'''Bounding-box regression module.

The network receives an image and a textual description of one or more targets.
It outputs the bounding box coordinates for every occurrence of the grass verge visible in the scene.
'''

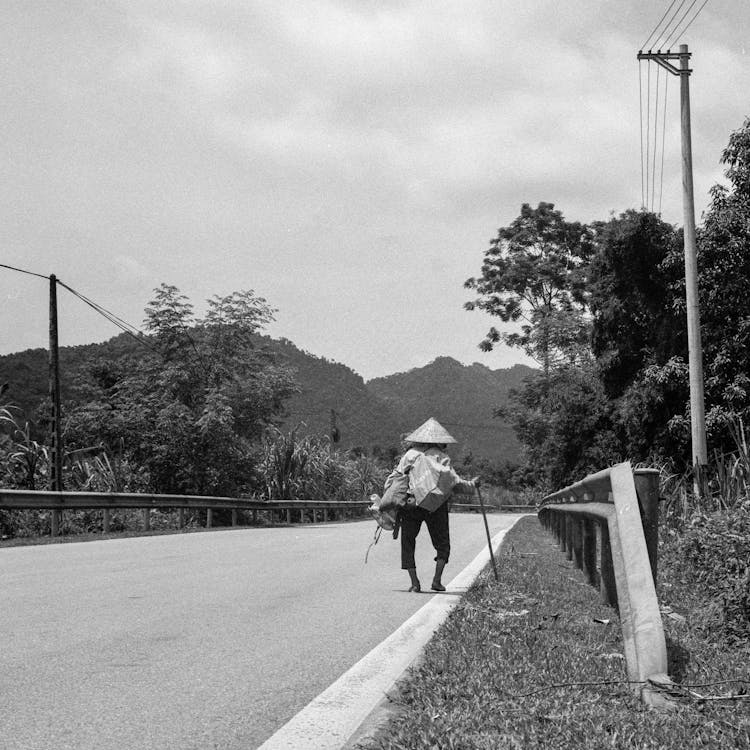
[356,515,750,749]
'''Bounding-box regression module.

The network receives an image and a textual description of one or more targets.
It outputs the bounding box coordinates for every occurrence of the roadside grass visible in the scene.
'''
[357,516,750,750]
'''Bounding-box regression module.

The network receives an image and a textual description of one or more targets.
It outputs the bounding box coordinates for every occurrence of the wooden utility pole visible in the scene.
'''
[49,274,63,535]
[637,43,707,485]
[330,409,340,447]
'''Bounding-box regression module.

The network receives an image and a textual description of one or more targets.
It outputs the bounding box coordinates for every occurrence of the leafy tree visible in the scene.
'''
[589,210,686,399]
[465,202,593,375]
[64,285,297,496]
[500,359,619,490]
[695,118,750,448]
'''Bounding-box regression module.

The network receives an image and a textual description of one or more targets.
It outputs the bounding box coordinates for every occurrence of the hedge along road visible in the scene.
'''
[1,512,524,750]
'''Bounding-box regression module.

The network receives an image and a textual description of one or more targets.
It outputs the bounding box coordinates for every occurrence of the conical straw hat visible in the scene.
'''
[404,417,457,445]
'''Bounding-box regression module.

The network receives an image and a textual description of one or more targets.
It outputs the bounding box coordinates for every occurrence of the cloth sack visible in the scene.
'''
[368,496,398,532]
[408,452,457,512]
[378,469,412,511]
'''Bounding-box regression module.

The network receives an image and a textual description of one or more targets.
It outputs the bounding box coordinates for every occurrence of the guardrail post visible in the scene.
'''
[323,507,329,523]
[633,469,660,584]
[231,509,238,527]
[103,508,110,534]
[143,508,150,531]
[599,521,617,607]
[207,509,213,529]
[582,519,597,586]
[178,508,185,529]
[572,518,583,569]
[565,516,573,561]
[286,509,291,524]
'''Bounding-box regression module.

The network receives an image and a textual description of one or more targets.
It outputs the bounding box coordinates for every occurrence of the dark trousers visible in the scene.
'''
[400,502,450,569]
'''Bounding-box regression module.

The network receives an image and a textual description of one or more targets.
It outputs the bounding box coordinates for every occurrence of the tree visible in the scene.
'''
[696,118,750,449]
[589,210,686,399]
[464,202,593,375]
[63,285,297,496]
[500,358,619,490]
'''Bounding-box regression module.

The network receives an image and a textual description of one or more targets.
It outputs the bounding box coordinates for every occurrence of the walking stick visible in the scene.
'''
[476,484,498,581]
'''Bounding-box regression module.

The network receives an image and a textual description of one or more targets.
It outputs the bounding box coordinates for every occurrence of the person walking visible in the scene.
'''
[384,418,478,593]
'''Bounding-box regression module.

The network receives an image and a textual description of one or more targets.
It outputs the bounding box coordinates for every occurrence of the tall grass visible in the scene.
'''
[655,418,750,641]
[259,426,388,504]
[657,418,750,526]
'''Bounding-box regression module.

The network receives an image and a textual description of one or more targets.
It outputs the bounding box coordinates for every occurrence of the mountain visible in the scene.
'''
[268,338,402,453]
[0,338,533,463]
[367,357,533,462]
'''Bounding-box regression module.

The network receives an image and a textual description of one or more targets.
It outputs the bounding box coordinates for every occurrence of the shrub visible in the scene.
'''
[671,503,750,641]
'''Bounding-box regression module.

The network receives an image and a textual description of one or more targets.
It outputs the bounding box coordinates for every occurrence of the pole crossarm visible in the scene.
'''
[637,51,690,76]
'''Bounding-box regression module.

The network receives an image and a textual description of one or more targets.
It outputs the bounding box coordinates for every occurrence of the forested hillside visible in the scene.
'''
[368,357,531,461]
[0,335,528,463]
[268,338,403,455]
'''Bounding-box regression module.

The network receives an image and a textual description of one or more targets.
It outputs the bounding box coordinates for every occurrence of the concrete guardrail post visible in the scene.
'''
[582,518,597,586]
[633,469,660,584]
[599,520,617,608]
[572,518,583,569]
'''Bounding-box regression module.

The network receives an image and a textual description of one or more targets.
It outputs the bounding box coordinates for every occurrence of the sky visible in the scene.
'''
[2,0,749,380]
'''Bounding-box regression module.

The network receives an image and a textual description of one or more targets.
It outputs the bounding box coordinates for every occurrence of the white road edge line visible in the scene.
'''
[257,518,522,750]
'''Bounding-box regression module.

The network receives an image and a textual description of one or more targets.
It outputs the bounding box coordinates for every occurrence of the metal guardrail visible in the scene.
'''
[451,503,536,513]
[537,462,674,709]
[0,489,371,534]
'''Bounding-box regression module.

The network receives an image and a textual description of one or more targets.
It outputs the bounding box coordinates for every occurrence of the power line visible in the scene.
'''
[639,60,646,208]
[55,278,163,357]
[651,63,661,211]
[0,262,49,280]
[57,279,213,379]
[661,0,700,48]
[641,0,680,50]
[664,0,710,48]
[658,73,670,215]
[645,60,652,208]
[653,0,690,49]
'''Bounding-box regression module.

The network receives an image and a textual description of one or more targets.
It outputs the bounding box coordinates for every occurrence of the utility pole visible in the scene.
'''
[637,43,708,488]
[330,409,340,447]
[49,274,63,535]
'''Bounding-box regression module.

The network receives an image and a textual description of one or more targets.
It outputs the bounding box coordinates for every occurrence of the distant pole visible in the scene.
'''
[330,409,340,448]
[637,43,707,490]
[49,274,64,535]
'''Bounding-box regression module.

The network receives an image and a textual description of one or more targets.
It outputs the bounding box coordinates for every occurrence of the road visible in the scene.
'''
[1,513,523,749]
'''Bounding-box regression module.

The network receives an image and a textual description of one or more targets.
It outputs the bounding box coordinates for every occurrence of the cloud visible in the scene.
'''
[2,0,750,376]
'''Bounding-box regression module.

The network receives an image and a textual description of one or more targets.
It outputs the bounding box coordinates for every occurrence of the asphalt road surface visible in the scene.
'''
[1,512,523,750]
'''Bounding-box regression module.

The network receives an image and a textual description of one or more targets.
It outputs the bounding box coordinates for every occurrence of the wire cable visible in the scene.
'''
[55,278,163,357]
[653,0,690,50]
[641,0,680,50]
[658,72,670,215]
[645,60,652,209]
[651,63,661,212]
[639,60,646,208]
[665,0,710,48]
[0,262,49,280]
[662,0,700,48]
